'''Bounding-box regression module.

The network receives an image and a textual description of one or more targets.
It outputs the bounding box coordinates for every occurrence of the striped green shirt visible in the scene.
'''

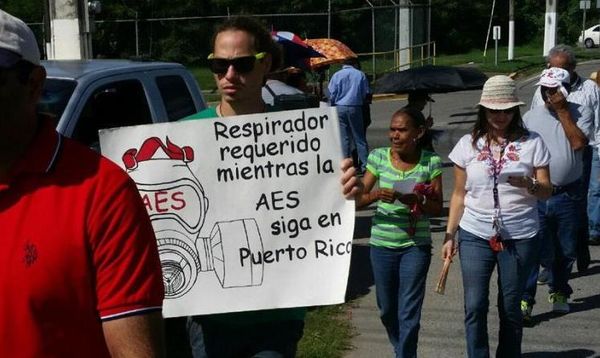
[367,147,442,248]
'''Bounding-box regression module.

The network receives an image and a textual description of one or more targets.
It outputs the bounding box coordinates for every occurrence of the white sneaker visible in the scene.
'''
[549,292,569,313]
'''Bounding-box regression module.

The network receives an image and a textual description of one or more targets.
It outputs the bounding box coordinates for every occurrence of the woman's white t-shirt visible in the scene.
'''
[448,133,550,240]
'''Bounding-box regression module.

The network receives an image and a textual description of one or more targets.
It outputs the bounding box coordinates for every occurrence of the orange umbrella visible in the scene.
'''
[304,38,357,69]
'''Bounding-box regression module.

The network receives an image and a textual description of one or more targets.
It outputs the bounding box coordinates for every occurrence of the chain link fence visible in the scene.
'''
[29,3,433,81]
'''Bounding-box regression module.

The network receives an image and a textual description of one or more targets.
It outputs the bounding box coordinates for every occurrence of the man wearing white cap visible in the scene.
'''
[521,67,594,320]
[531,45,600,262]
[0,9,165,357]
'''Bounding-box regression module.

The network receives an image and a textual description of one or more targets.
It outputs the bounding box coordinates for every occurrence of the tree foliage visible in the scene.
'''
[4,0,598,63]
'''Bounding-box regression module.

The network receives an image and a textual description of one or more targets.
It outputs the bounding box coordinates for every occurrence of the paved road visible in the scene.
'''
[345,62,600,358]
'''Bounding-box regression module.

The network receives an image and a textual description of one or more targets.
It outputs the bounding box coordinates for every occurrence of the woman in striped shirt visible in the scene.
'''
[357,107,443,357]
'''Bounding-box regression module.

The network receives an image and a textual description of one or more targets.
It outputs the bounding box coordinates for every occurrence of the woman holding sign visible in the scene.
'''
[356,107,443,357]
[443,75,553,357]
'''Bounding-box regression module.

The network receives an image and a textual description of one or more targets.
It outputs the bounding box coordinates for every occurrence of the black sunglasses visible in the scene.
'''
[487,108,515,114]
[207,52,266,74]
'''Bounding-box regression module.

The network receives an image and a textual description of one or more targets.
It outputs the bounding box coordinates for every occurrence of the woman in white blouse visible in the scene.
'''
[442,75,553,358]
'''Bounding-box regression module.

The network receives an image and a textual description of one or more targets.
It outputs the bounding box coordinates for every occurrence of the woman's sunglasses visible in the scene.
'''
[207,52,266,74]
[487,108,514,114]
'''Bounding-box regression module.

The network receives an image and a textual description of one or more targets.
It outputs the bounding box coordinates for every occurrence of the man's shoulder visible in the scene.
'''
[181,107,218,121]
[59,137,133,189]
[575,77,598,92]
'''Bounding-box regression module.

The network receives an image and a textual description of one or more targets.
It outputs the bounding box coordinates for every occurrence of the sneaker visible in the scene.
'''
[537,267,549,285]
[589,236,600,246]
[521,300,533,325]
[548,292,569,313]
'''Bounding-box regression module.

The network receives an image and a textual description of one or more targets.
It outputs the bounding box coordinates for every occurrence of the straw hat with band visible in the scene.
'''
[478,75,524,110]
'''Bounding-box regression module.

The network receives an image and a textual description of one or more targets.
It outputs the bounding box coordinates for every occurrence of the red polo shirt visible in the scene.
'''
[0,118,164,357]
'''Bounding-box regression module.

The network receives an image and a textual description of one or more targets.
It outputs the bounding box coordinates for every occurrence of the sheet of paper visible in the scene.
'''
[393,178,416,194]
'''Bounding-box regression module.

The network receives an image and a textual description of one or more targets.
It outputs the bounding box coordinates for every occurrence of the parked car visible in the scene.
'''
[579,24,600,48]
[39,59,206,149]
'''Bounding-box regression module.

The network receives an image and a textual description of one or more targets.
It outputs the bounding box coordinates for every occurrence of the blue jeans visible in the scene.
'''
[370,244,431,358]
[458,228,536,358]
[337,105,369,171]
[186,317,304,358]
[522,232,553,305]
[588,147,600,238]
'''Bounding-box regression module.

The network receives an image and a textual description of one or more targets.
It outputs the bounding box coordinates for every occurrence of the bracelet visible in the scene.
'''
[527,177,539,195]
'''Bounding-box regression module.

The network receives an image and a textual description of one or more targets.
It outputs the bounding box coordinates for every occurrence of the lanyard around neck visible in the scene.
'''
[487,140,508,233]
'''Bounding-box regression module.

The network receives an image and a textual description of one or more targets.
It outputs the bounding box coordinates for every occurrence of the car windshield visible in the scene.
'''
[38,78,77,120]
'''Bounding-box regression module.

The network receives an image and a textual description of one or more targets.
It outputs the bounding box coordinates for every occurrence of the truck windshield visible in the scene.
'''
[38,79,77,120]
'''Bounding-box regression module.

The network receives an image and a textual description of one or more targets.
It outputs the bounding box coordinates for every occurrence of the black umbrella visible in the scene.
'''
[374,65,488,94]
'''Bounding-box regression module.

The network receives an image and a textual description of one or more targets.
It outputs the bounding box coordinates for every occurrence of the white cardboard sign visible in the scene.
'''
[99,107,355,317]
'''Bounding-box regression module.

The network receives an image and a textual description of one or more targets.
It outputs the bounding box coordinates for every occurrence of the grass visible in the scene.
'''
[428,43,600,78]
[297,303,355,358]
[191,43,600,99]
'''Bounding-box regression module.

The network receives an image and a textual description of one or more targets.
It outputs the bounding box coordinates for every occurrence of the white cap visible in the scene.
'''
[535,67,570,88]
[0,9,40,67]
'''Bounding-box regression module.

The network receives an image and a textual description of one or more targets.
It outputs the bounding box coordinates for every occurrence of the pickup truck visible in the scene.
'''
[39,59,207,148]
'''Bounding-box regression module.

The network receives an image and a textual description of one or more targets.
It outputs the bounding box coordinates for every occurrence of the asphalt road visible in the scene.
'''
[345,61,600,358]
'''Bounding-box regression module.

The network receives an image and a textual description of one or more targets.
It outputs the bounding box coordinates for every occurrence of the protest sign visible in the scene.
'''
[99,107,355,317]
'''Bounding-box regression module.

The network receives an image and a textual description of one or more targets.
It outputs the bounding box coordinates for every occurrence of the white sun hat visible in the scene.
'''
[478,75,525,110]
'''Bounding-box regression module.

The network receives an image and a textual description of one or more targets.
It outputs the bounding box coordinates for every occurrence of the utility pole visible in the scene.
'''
[398,0,411,70]
[327,0,331,39]
[366,0,376,79]
[543,0,557,56]
[46,0,96,59]
[508,0,514,60]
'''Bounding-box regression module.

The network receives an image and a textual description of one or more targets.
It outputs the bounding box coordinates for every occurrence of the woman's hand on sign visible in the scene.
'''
[341,158,363,199]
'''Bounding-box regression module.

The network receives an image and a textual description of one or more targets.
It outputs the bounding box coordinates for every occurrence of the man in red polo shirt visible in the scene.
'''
[0,10,165,357]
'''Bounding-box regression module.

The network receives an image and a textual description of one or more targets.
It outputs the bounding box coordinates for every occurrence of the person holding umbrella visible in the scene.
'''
[403,91,437,152]
[443,75,553,357]
[356,107,443,358]
[403,91,435,129]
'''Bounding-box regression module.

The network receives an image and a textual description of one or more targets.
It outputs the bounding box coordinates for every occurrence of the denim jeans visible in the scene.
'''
[186,317,304,358]
[370,244,431,358]
[540,187,580,296]
[522,232,553,305]
[458,228,536,358]
[588,147,600,238]
[336,105,369,171]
